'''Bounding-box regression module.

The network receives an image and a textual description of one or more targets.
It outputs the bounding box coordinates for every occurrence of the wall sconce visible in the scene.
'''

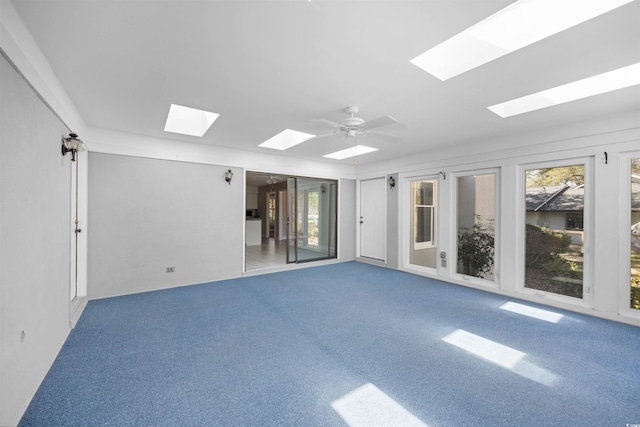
[388,175,396,189]
[61,132,82,161]
[224,169,234,185]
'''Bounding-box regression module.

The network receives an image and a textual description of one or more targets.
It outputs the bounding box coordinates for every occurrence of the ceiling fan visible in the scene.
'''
[309,106,405,143]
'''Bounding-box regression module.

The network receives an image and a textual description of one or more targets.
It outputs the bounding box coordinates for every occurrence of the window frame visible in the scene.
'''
[400,173,441,274]
[620,150,640,318]
[452,167,500,286]
[565,212,584,230]
[413,180,437,250]
[517,157,594,307]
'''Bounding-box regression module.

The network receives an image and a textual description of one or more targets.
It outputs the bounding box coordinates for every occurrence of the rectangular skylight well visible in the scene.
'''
[164,104,219,137]
[258,129,316,150]
[488,62,640,118]
[323,145,378,160]
[410,0,635,81]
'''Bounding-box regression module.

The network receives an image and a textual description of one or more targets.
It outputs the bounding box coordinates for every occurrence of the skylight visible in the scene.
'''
[258,129,316,150]
[164,104,219,137]
[488,62,640,117]
[323,145,378,160]
[410,0,635,81]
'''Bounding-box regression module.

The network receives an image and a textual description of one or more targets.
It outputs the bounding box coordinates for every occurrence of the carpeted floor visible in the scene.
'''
[20,262,640,426]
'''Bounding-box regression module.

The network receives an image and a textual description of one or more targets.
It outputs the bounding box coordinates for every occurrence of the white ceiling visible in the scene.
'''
[11,0,640,167]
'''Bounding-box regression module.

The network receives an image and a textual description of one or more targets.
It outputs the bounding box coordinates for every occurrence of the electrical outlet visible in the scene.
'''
[166,267,175,273]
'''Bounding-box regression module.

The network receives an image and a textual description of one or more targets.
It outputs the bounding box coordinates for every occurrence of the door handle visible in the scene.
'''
[360,216,363,224]
[75,228,81,233]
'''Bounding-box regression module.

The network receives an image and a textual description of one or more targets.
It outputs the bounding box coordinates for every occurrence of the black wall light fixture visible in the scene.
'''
[224,169,234,185]
[61,132,82,161]
[388,175,396,189]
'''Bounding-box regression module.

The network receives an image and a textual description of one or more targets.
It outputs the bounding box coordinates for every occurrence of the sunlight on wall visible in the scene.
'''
[331,383,428,427]
[442,329,558,386]
[499,302,564,323]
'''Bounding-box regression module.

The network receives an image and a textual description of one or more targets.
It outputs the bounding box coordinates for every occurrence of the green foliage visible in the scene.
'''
[525,224,583,298]
[525,224,572,268]
[631,275,640,310]
[526,165,585,187]
[457,218,495,278]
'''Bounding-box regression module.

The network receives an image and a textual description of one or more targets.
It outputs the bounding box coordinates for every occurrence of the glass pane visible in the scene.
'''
[631,158,640,309]
[267,193,276,238]
[296,178,337,262]
[457,174,496,280]
[286,177,297,264]
[410,180,437,268]
[416,207,432,244]
[416,181,433,205]
[525,165,584,298]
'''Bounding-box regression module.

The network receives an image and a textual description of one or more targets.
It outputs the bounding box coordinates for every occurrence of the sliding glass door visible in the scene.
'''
[287,177,337,263]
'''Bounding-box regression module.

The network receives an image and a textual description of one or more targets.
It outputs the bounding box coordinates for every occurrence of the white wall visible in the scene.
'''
[339,178,357,261]
[0,53,73,426]
[88,153,245,299]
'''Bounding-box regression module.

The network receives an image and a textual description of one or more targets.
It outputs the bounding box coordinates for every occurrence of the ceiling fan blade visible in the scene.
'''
[362,115,406,130]
[310,118,342,128]
[305,132,337,142]
[366,131,402,144]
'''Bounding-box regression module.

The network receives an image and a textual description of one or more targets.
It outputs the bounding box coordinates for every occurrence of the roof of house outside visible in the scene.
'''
[525,184,565,211]
[526,182,640,212]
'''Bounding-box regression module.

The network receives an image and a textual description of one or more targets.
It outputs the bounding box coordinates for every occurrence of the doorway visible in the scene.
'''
[359,177,386,261]
[245,171,338,270]
[286,177,337,264]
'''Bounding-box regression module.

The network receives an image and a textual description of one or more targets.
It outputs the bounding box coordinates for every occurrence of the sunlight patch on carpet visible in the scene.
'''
[331,383,428,427]
[443,329,558,386]
[500,302,564,323]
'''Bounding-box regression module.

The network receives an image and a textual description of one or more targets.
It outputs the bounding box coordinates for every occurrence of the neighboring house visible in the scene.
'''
[526,184,585,244]
[527,181,640,248]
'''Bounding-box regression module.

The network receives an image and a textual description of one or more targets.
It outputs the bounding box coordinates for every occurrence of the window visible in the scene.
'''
[267,192,276,238]
[413,181,436,249]
[456,173,497,281]
[565,213,583,230]
[524,164,585,298]
[409,179,438,269]
[630,158,640,310]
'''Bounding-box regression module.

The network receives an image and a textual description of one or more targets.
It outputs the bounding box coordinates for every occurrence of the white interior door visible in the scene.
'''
[360,178,386,260]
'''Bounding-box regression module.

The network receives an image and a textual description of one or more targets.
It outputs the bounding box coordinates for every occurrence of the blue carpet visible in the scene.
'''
[20,262,640,426]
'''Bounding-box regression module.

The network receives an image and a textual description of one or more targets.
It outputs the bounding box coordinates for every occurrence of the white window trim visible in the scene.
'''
[412,179,438,250]
[451,167,501,288]
[619,150,640,319]
[400,173,441,275]
[516,157,594,308]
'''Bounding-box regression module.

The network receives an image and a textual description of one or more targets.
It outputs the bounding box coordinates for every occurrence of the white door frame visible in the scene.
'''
[69,148,88,327]
[358,177,387,261]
